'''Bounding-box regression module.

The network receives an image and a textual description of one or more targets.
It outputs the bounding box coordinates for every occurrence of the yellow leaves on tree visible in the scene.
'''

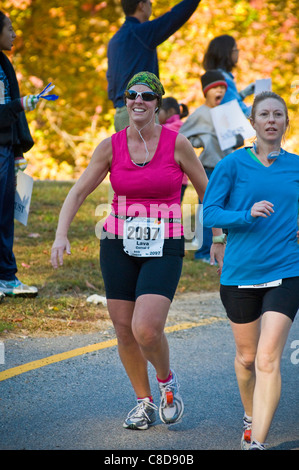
[3,0,298,179]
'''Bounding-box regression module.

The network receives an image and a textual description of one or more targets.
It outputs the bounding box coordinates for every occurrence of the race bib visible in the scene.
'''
[123,217,165,257]
[238,279,282,288]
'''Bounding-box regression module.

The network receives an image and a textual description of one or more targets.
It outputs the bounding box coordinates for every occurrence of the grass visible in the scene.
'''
[0,180,220,337]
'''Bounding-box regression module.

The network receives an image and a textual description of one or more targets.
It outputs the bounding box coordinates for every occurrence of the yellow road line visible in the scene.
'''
[0,318,222,382]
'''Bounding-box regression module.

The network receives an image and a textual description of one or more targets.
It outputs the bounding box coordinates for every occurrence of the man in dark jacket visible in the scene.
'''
[0,11,39,298]
[107,0,201,131]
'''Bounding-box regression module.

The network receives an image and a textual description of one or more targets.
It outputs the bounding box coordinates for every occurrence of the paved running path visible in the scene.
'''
[0,311,298,451]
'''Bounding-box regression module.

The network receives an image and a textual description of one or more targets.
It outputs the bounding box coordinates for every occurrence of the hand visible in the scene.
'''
[210,243,225,275]
[251,200,274,218]
[189,136,203,148]
[21,94,39,111]
[51,236,71,268]
[14,156,28,174]
[239,83,255,99]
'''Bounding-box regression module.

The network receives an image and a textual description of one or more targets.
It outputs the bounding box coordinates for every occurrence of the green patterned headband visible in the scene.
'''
[126,71,165,99]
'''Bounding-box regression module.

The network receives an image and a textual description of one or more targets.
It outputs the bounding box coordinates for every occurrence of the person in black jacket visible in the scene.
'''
[107,0,201,131]
[0,11,40,298]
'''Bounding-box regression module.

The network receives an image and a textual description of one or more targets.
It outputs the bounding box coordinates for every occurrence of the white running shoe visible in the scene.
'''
[0,279,38,297]
[158,369,184,425]
[249,440,266,450]
[123,398,157,430]
[241,415,252,450]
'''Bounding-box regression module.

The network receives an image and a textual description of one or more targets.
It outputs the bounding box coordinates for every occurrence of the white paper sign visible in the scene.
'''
[210,99,255,151]
[255,78,272,96]
[14,171,34,226]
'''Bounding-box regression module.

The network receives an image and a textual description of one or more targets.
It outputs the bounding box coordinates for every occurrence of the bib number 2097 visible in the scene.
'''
[127,225,160,241]
[123,217,165,257]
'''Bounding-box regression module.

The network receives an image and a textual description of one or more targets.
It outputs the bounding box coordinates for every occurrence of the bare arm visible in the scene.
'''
[51,138,112,268]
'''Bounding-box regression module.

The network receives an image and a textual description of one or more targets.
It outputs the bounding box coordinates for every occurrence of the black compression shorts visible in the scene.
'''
[100,233,184,302]
[220,277,299,324]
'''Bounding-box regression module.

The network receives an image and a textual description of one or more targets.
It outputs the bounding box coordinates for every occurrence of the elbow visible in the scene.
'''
[202,208,216,228]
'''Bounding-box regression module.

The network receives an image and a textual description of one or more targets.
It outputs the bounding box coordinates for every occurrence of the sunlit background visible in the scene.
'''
[3,0,298,179]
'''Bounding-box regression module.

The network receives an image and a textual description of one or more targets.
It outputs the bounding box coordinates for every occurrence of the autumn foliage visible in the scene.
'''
[3,0,298,179]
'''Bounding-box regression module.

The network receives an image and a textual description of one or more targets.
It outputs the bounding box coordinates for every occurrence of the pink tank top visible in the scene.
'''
[104,126,184,237]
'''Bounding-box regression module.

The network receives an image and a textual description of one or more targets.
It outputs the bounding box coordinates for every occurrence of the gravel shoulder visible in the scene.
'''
[167,291,226,325]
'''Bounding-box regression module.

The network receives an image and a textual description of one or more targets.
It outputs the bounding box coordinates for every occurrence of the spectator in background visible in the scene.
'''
[203,35,255,118]
[180,70,243,262]
[0,11,39,298]
[107,0,202,131]
[158,97,189,201]
[158,97,189,132]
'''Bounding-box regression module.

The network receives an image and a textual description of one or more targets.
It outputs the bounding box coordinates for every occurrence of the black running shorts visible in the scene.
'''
[220,277,299,324]
[100,232,184,302]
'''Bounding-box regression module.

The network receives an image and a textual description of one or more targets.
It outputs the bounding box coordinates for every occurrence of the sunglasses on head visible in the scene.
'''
[124,90,159,102]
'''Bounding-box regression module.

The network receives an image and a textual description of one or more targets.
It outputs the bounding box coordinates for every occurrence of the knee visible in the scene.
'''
[256,351,278,375]
[113,320,135,347]
[236,351,256,371]
[133,324,162,349]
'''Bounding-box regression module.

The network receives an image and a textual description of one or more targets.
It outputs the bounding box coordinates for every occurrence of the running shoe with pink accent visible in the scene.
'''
[241,415,252,450]
[158,369,184,425]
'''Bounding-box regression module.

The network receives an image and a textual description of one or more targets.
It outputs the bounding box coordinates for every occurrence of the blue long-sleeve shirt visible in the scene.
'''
[107,0,201,108]
[203,147,299,285]
[218,69,251,118]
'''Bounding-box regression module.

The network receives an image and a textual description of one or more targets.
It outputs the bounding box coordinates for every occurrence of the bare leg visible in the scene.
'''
[132,294,171,381]
[107,299,151,398]
[252,311,292,443]
[229,318,260,417]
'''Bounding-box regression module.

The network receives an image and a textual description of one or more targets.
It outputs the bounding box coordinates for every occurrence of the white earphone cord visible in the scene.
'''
[132,111,156,166]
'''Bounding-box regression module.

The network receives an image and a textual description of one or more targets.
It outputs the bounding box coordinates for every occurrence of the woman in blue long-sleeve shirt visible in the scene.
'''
[203,91,299,450]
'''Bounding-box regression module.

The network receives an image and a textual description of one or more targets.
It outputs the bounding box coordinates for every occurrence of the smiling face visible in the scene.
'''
[250,97,288,145]
[205,85,227,108]
[0,16,16,52]
[126,84,158,124]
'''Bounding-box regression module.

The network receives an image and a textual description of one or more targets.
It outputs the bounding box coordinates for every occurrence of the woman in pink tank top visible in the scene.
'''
[51,72,225,430]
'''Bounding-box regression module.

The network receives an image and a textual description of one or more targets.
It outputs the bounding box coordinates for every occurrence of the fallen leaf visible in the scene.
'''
[21,262,31,268]
[85,280,97,290]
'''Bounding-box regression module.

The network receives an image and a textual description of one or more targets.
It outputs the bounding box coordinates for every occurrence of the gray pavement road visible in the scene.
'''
[0,315,298,452]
